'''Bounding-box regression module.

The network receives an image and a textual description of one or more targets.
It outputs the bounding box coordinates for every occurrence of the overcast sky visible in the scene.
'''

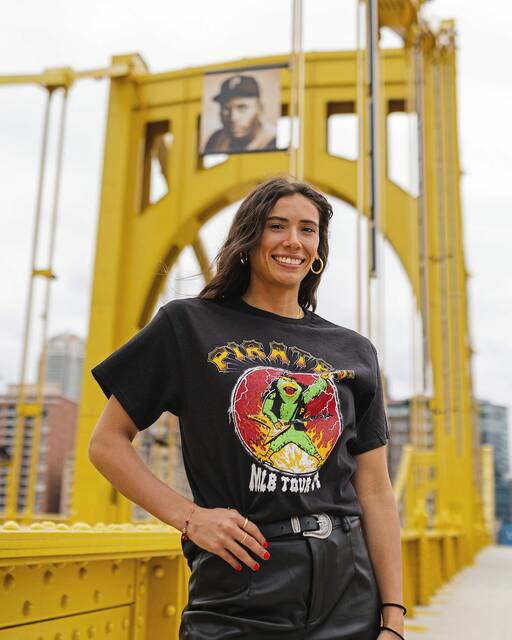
[1,1,511,470]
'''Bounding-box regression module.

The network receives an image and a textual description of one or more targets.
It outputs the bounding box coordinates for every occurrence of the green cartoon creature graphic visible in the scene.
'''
[249,372,333,466]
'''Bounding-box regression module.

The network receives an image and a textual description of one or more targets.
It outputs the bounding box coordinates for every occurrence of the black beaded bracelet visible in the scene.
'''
[380,602,407,616]
[380,626,405,640]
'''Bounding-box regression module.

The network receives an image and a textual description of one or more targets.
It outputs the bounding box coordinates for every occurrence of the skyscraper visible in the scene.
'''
[478,400,511,526]
[42,334,85,403]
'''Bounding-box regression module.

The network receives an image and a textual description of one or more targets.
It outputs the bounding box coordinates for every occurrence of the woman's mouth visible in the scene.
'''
[271,255,306,269]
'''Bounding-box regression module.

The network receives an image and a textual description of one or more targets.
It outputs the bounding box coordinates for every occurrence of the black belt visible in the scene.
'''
[259,513,360,540]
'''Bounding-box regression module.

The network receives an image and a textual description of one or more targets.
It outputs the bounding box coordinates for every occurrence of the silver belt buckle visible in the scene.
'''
[302,512,333,539]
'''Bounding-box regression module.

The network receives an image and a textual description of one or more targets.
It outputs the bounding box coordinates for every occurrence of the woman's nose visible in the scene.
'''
[284,230,301,247]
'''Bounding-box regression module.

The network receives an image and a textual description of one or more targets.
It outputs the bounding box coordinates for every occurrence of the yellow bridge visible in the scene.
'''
[0,1,497,638]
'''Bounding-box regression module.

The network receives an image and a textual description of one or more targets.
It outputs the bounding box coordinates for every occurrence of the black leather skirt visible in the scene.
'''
[179,515,381,640]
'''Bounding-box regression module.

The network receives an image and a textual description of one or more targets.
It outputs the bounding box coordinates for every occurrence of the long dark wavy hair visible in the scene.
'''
[197,175,333,313]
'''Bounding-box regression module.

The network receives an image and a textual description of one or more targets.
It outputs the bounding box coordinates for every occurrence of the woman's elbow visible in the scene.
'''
[88,434,101,468]
[88,429,112,469]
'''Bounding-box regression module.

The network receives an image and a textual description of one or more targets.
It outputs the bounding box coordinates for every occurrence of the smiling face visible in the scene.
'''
[247,193,321,291]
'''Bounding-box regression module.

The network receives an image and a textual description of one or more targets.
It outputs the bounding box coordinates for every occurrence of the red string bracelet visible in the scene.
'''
[181,505,196,541]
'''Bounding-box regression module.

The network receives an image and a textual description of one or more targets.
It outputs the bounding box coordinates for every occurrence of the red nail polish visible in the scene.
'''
[235,565,242,572]
[253,562,260,571]
[262,540,268,548]
[263,551,270,560]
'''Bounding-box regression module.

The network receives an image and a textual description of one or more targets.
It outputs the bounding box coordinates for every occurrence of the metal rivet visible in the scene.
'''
[140,564,147,576]
[3,573,14,590]
[163,604,175,618]
[139,583,146,595]
[61,594,69,608]
[72,631,81,640]
[137,615,144,628]
[153,565,165,578]
[43,570,54,584]
[22,600,32,616]
[79,567,87,580]
[112,563,120,575]
[127,585,134,598]
[121,617,129,630]
[87,625,96,638]
[93,589,101,603]
[105,621,113,633]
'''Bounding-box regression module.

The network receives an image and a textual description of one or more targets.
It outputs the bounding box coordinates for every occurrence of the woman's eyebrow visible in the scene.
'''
[267,215,319,228]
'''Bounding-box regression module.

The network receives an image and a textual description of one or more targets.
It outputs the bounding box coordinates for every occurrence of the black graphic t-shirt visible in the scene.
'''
[91,296,390,525]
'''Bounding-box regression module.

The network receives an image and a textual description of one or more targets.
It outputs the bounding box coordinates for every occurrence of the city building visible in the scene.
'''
[132,412,192,521]
[0,383,77,515]
[478,400,511,527]
[386,398,409,483]
[386,395,432,483]
[42,333,85,403]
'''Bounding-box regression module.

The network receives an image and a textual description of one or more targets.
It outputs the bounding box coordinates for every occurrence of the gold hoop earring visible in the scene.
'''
[240,251,248,265]
[310,257,324,274]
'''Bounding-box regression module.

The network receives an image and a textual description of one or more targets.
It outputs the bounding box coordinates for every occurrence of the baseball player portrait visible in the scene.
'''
[200,71,279,155]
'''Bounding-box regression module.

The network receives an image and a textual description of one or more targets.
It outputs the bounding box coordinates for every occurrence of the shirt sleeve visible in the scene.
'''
[90,306,183,430]
[347,341,390,456]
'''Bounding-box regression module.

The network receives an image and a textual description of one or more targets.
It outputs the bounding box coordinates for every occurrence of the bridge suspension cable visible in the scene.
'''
[365,0,382,348]
[290,0,305,180]
[356,0,366,336]
[4,88,69,520]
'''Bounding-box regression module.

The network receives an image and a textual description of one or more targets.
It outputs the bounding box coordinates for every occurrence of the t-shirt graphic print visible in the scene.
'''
[238,367,340,470]
[233,366,348,494]
[210,338,355,494]
[91,295,389,526]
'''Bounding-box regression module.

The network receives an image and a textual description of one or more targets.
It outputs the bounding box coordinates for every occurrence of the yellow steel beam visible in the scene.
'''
[0,520,180,565]
[0,61,139,89]
[379,0,420,36]
[0,523,187,638]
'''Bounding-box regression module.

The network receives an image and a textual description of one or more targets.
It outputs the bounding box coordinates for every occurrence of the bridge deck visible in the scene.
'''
[405,545,512,639]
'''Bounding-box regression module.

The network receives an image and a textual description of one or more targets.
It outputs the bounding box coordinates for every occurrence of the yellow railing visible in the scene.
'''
[0,516,491,637]
[0,521,190,639]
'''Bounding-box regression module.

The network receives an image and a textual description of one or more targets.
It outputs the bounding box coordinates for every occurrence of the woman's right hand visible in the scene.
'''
[186,506,270,571]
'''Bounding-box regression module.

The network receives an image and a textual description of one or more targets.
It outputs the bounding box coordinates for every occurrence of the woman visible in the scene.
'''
[89,176,406,640]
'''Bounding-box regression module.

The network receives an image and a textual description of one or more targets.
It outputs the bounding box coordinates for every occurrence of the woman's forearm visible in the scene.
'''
[358,487,404,632]
[88,433,195,532]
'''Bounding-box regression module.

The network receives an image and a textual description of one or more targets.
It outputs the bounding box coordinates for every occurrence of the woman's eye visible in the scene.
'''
[268,224,315,232]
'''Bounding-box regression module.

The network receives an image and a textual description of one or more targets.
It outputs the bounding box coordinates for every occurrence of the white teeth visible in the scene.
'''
[273,255,303,265]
